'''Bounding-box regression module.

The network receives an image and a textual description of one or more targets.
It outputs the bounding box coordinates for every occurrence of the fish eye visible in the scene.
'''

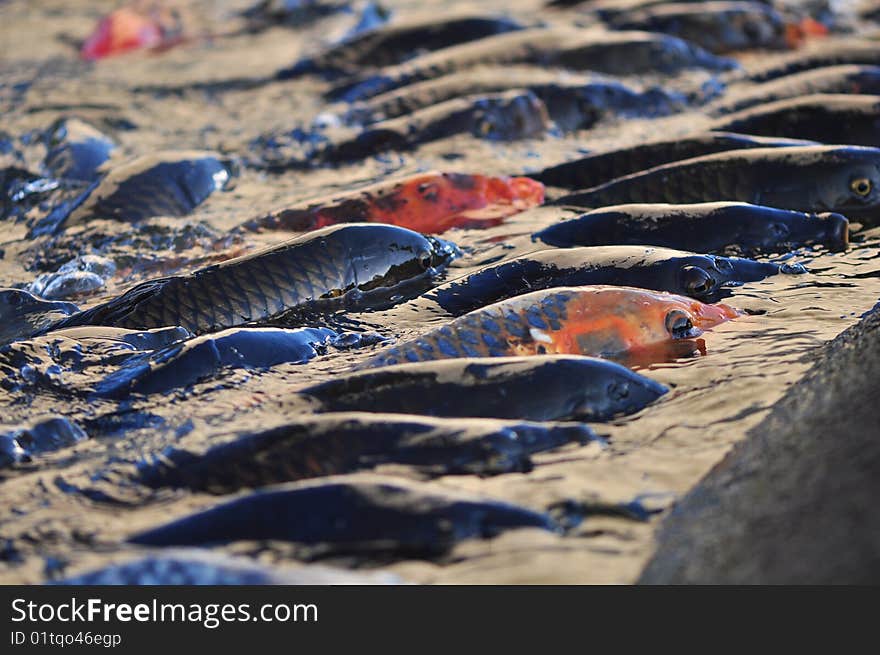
[665,309,694,339]
[770,222,790,238]
[680,266,715,297]
[4,292,24,307]
[418,250,433,270]
[742,21,761,39]
[607,381,629,401]
[851,177,873,197]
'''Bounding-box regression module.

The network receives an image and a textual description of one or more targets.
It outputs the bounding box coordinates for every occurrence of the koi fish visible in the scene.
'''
[80,4,185,61]
[240,171,545,234]
[45,224,458,336]
[364,286,740,368]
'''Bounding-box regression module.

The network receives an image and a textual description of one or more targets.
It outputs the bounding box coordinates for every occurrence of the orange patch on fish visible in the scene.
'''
[252,172,545,235]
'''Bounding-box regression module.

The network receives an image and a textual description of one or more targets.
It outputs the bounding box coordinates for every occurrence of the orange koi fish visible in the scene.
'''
[784,17,829,49]
[240,171,545,235]
[363,286,740,368]
[80,4,185,61]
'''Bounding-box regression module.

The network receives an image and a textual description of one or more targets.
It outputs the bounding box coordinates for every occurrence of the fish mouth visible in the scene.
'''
[428,236,462,264]
[819,212,850,251]
[691,302,741,330]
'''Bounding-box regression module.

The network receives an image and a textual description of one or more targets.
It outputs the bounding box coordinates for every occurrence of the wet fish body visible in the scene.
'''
[366,286,738,368]
[533,132,814,191]
[51,151,233,231]
[240,171,544,235]
[608,2,789,54]
[322,90,552,163]
[331,28,736,103]
[301,355,668,421]
[80,6,180,60]
[553,145,880,224]
[546,29,738,76]
[745,40,880,83]
[46,224,458,335]
[279,14,525,77]
[94,326,338,398]
[128,477,559,556]
[257,90,551,169]
[327,28,578,102]
[708,65,880,115]
[43,118,115,183]
[534,202,850,255]
[139,412,598,491]
[346,66,681,127]
[709,94,880,146]
[0,326,192,395]
[243,0,359,31]
[416,246,782,316]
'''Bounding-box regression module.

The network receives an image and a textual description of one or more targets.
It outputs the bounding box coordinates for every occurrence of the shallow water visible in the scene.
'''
[1,0,879,583]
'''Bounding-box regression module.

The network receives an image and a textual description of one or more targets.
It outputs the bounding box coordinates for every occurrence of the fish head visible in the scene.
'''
[474,91,551,141]
[815,149,880,220]
[738,209,849,254]
[541,86,604,132]
[570,358,668,421]
[650,33,736,72]
[667,252,771,301]
[345,224,459,294]
[659,293,740,336]
[814,212,850,251]
[626,289,738,340]
[0,288,79,344]
[554,287,739,360]
[718,205,850,255]
[850,68,880,96]
[724,7,787,51]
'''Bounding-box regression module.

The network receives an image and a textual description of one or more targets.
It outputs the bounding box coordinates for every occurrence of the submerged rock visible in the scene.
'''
[641,305,880,584]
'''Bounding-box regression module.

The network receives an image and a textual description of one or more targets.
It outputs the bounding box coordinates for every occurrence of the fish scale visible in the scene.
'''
[372,292,575,366]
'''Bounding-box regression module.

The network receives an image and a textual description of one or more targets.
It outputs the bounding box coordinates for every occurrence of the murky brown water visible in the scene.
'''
[1,0,879,583]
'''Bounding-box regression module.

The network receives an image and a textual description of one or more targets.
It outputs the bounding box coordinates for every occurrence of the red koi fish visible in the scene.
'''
[785,17,829,49]
[363,286,740,368]
[241,171,545,235]
[80,4,185,61]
